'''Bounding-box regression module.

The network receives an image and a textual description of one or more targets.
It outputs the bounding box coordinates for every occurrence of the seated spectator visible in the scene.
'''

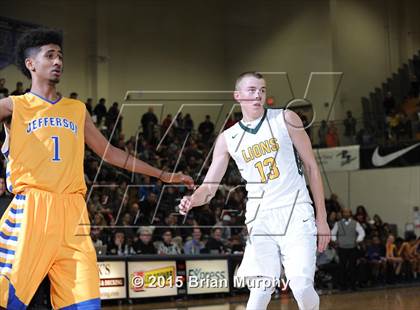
[184,228,205,255]
[327,211,337,229]
[0,78,9,98]
[326,122,339,147]
[156,229,182,255]
[385,234,403,282]
[133,227,157,254]
[386,109,401,141]
[316,244,339,289]
[366,236,386,283]
[229,235,245,254]
[325,193,342,213]
[108,230,129,256]
[204,227,226,254]
[399,233,419,279]
[11,81,25,96]
[383,91,396,115]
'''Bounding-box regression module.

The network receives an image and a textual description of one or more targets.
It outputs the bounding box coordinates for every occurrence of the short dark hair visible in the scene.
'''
[15,28,63,79]
[235,71,264,90]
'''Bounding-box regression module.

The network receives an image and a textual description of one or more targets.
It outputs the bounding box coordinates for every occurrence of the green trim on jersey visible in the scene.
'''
[239,108,267,134]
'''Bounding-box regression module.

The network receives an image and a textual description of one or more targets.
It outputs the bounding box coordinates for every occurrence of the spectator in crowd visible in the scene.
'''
[93,98,107,125]
[326,121,340,147]
[355,209,372,238]
[133,227,157,254]
[10,81,25,96]
[409,74,419,98]
[331,207,366,290]
[107,230,129,256]
[91,228,105,247]
[161,114,172,134]
[366,236,386,283]
[399,233,419,279]
[327,211,338,229]
[141,107,158,142]
[198,115,215,141]
[230,235,245,254]
[106,101,121,131]
[343,110,357,145]
[184,113,194,132]
[318,120,328,147]
[383,91,396,115]
[0,78,9,98]
[385,234,403,282]
[156,229,182,255]
[85,98,93,115]
[69,92,78,99]
[386,109,401,142]
[183,227,205,254]
[204,227,226,254]
[325,193,342,213]
[316,244,339,289]
[356,126,375,146]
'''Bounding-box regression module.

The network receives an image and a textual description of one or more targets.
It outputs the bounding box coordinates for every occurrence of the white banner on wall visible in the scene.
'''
[98,261,127,300]
[128,261,178,298]
[186,259,229,295]
[314,145,360,172]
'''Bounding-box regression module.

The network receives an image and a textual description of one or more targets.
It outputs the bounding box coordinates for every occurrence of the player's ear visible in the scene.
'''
[25,57,35,73]
[233,90,240,102]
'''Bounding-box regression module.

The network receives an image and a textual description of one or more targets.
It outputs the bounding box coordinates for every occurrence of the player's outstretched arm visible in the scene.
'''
[284,110,330,252]
[179,134,230,215]
[0,98,13,123]
[84,112,194,188]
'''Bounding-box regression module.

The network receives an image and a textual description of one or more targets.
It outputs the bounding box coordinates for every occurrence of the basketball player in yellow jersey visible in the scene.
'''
[0,29,193,309]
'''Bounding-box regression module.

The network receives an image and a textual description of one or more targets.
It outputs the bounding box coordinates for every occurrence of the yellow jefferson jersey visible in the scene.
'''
[3,93,87,195]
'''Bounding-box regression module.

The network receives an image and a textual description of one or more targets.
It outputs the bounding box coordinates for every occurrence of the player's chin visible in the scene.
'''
[49,77,60,84]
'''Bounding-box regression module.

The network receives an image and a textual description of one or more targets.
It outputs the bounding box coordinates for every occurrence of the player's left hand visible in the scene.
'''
[316,218,331,252]
[161,171,195,189]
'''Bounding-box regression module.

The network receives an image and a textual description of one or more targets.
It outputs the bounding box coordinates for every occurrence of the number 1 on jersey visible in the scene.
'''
[254,157,279,183]
[51,136,61,161]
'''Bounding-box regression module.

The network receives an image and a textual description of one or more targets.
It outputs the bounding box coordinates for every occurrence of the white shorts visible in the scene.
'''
[236,203,317,281]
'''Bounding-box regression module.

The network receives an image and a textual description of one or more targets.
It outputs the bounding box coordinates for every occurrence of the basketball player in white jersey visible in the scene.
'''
[179,72,330,310]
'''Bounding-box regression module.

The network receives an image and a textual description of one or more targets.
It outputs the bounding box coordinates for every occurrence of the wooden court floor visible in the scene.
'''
[103,286,420,310]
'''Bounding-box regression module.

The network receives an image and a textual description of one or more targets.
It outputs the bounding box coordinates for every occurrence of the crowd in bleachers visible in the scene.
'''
[382,87,420,143]
[0,78,419,293]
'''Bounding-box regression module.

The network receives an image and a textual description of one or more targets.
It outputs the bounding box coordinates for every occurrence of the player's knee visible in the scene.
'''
[288,276,319,310]
[246,277,276,310]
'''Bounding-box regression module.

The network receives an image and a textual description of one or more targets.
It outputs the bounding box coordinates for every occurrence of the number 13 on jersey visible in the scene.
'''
[254,157,279,183]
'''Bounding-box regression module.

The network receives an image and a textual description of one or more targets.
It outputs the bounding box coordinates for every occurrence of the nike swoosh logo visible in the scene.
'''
[303,219,309,222]
[372,143,420,167]
[232,134,238,139]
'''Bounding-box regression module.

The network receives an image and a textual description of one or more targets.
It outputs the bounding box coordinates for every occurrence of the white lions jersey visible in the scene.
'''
[223,108,312,216]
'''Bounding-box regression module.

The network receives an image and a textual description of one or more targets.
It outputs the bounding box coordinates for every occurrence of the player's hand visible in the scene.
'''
[161,171,194,189]
[316,218,331,252]
[179,196,193,215]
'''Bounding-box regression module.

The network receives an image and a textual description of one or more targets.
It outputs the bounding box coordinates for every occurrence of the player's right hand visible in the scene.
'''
[179,196,193,215]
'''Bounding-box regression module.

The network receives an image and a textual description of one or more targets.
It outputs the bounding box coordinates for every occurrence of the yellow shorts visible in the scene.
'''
[0,189,100,309]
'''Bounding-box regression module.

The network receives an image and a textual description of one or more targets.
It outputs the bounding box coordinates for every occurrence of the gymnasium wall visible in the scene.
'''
[322,166,420,237]
[3,0,420,136]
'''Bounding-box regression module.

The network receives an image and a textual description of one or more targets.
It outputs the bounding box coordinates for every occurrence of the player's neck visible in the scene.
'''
[241,109,265,123]
[30,82,59,102]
